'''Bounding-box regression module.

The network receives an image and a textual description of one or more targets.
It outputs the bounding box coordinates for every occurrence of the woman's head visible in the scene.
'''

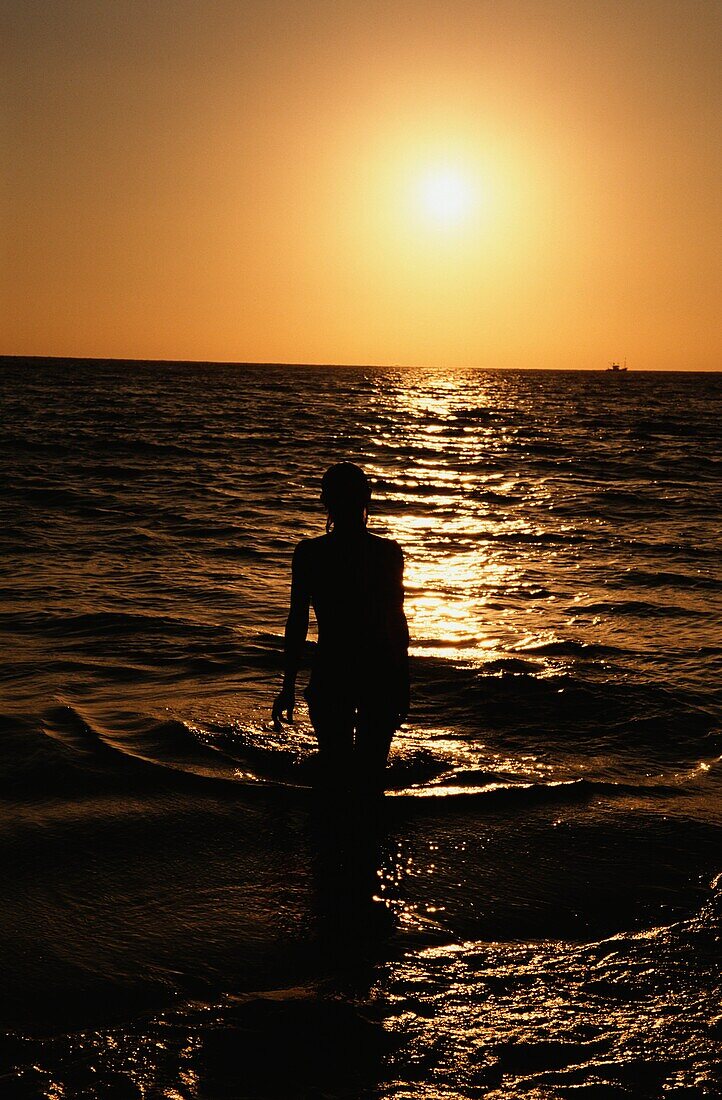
[321,462,371,530]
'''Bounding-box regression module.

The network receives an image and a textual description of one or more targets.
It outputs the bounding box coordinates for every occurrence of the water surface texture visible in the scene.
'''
[1,359,720,1098]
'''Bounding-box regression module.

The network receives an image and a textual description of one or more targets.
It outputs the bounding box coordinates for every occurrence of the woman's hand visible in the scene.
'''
[272,685,295,731]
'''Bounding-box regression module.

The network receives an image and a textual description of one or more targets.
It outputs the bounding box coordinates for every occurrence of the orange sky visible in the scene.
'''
[2,0,720,369]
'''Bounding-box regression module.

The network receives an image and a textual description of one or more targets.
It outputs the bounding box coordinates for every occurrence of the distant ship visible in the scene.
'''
[607,360,628,372]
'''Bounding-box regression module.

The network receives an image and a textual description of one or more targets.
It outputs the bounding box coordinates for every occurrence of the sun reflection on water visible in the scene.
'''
[367,374,536,662]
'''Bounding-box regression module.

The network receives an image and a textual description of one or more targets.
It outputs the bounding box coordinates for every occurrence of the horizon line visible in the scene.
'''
[1,354,720,374]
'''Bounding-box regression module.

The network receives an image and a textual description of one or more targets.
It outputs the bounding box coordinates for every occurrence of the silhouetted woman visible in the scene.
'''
[272,463,409,790]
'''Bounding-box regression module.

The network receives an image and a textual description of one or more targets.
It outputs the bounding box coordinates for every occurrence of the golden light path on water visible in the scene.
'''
[366,374,545,663]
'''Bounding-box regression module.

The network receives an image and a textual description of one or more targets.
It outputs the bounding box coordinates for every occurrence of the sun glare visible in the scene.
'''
[416,166,473,227]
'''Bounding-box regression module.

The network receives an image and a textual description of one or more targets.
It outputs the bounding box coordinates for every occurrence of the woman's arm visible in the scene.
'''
[272,542,310,726]
[393,543,410,720]
[390,541,410,653]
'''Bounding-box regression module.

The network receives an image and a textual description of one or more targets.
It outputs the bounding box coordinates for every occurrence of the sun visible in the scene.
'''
[416,165,473,227]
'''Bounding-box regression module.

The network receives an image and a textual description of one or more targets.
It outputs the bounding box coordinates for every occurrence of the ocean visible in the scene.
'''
[1,358,720,1098]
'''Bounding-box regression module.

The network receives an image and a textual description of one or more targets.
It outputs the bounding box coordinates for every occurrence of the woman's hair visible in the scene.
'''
[321,462,371,531]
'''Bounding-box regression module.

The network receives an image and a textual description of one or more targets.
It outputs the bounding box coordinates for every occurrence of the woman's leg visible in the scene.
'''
[354,708,395,792]
[307,698,355,788]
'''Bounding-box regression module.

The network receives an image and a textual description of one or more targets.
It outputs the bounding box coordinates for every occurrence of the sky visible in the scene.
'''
[2,0,720,370]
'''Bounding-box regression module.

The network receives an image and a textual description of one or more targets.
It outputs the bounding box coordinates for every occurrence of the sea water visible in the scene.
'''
[1,359,720,1097]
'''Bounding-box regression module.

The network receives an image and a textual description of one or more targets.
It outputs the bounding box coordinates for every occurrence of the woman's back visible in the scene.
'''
[294,530,408,669]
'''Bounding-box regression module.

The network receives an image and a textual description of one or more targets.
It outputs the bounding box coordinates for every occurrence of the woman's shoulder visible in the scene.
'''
[292,534,329,560]
[367,532,404,561]
[294,532,403,562]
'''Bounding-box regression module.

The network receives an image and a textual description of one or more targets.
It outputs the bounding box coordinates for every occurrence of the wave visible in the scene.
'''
[615,568,722,591]
[5,609,229,640]
[511,638,623,657]
[36,705,246,784]
[410,657,721,749]
[483,529,587,545]
[572,599,707,619]
[11,485,108,509]
[2,703,711,814]
[386,775,685,810]
[630,418,708,437]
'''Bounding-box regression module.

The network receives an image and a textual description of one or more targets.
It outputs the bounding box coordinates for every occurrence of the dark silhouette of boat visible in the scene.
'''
[607,360,628,372]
